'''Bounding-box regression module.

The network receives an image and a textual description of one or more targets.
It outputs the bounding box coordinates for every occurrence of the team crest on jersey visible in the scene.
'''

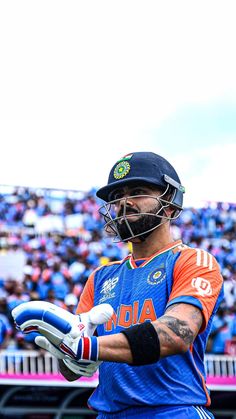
[113,161,130,179]
[99,276,119,303]
[147,268,166,285]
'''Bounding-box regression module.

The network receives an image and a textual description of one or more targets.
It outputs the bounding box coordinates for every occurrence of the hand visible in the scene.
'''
[35,335,101,377]
[12,300,113,374]
[63,358,101,377]
[12,300,85,347]
[12,300,113,345]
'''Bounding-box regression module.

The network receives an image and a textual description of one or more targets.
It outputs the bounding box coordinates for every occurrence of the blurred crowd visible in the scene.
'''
[0,186,236,355]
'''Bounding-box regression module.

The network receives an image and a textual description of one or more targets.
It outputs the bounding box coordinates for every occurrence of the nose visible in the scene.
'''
[116,194,136,207]
[115,196,136,217]
[121,193,135,202]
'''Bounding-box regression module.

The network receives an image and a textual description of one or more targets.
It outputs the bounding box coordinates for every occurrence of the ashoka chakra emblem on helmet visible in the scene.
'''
[113,161,130,179]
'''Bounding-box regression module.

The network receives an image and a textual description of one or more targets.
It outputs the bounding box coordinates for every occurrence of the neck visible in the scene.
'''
[130,222,175,259]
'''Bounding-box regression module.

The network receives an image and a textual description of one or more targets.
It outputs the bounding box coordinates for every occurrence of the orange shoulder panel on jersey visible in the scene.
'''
[76,260,122,314]
[168,247,223,332]
[76,270,96,314]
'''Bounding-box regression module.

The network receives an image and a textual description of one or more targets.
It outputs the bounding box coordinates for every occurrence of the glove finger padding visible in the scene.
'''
[79,304,114,337]
[12,301,85,346]
[35,335,65,359]
[57,304,114,361]
[13,301,113,366]
[12,301,113,342]
[35,333,101,378]
[35,336,101,377]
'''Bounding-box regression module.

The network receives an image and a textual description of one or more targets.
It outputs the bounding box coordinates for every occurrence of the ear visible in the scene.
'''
[163,206,173,216]
[163,205,177,218]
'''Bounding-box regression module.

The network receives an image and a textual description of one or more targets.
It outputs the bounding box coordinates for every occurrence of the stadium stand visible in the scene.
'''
[0,185,236,417]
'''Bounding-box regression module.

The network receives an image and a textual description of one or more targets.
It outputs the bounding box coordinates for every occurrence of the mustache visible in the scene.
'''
[118,206,140,217]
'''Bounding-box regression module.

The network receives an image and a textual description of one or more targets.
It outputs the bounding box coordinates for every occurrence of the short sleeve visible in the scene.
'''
[76,270,96,314]
[167,248,223,332]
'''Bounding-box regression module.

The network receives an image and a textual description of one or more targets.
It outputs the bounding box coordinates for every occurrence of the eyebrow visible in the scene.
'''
[109,185,156,199]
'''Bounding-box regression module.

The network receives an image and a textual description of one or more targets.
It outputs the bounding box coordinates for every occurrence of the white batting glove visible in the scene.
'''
[12,301,113,377]
[35,335,101,377]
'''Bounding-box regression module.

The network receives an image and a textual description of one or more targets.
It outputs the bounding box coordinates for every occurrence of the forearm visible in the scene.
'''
[98,322,184,364]
[60,303,202,379]
[98,332,133,363]
[97,304,202,364]
[58,319,191,381]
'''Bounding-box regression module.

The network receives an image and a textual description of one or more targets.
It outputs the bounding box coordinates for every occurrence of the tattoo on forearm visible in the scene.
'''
[155,327,177,346]
[158,316,194,346]
[166,304,203,329]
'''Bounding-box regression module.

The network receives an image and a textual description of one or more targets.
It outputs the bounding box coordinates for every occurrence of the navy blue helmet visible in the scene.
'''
[96,152,185,210]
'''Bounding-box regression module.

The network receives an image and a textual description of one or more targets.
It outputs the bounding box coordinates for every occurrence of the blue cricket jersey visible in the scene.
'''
[77,240,223,414]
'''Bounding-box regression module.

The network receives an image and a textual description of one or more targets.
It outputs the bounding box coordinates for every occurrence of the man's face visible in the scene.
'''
[107,184,165,241]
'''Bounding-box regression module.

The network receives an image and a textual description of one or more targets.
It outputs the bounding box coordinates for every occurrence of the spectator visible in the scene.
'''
[209,307,233,354]
[0,185,235,354]
[0,298,12,349]
[64,293,78,314]
[45,289,65,308]
[7,283,30,313]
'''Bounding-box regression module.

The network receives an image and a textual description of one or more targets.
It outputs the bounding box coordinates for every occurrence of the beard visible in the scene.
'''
[116,205,163,242]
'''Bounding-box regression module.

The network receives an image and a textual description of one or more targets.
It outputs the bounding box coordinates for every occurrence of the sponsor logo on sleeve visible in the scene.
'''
[191,277,212,296]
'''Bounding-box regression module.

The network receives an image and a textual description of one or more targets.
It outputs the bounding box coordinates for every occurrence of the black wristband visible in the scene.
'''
[121,322,160,366]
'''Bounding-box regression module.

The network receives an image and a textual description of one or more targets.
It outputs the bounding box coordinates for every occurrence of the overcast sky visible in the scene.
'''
[0,1,236,207]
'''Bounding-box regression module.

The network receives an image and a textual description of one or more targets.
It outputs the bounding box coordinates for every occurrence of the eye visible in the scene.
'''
[108,190,124,201]
[130,188,147,196]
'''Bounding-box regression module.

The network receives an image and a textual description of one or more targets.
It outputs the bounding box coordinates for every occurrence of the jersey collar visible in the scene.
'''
[125,240,183,269]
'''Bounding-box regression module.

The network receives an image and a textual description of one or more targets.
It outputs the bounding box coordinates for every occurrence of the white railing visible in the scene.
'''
[0,350,235,385]
[0,349,99,387]
[205,354,236,377]
[0,349,59,375]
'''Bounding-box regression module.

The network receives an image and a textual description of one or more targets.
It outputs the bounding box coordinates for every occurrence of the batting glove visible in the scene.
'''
[12,301,113,374]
